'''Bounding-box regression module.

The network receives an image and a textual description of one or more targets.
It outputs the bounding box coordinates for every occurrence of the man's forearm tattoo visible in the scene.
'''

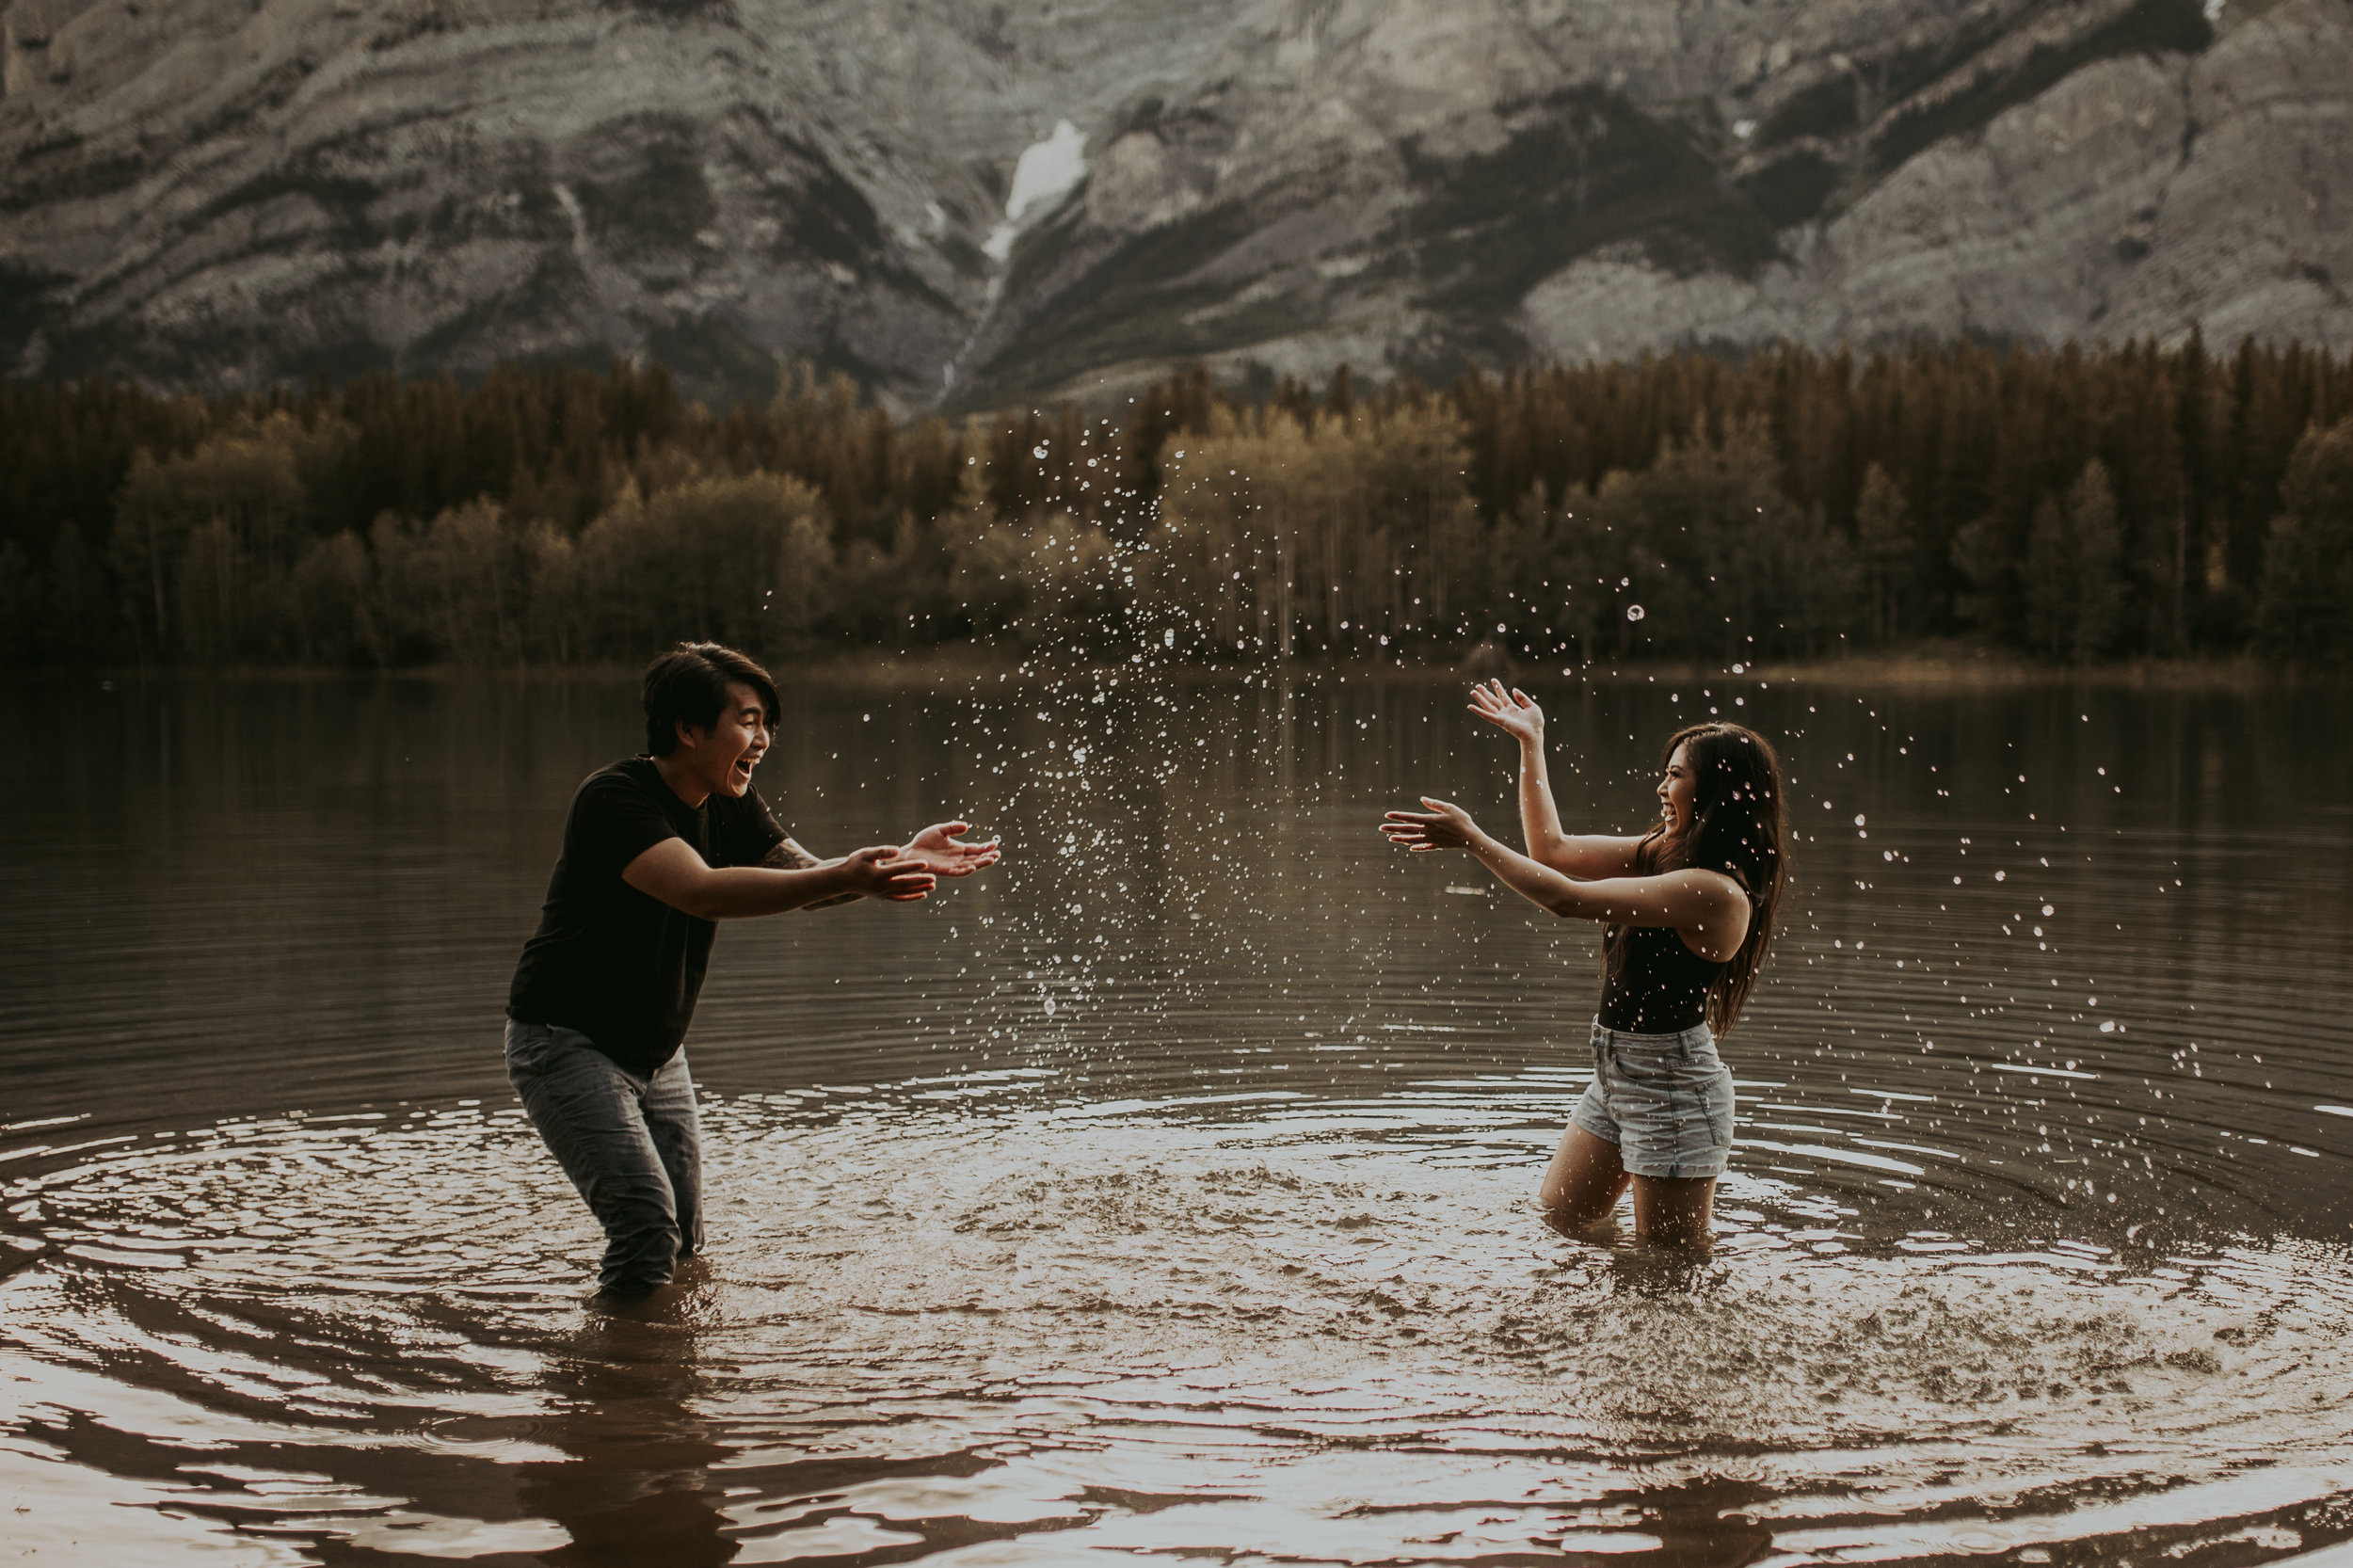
[762,839,823,871]
[763,838,861,907]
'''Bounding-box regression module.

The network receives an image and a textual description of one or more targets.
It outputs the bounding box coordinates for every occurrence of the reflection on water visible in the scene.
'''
[5,668,2353,1564]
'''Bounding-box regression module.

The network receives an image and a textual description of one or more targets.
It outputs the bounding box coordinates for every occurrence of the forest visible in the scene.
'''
[2,334,2349,671]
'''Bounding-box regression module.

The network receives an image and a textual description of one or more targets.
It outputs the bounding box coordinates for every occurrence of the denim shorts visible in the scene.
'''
[1570,1017,1736,1180]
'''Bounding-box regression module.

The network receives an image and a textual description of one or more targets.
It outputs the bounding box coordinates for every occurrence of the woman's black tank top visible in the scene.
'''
[1598,922,1728,1033]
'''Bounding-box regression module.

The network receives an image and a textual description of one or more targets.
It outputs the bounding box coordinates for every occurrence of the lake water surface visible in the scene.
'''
[5,666,2353,1566]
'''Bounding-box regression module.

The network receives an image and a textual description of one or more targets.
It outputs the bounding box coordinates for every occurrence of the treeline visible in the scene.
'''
[3,337,2350,670]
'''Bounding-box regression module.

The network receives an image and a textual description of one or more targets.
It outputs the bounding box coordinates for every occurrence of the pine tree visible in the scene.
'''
[2024,460,2126,663]
[1854,462,1916,645]
[2254,417,2353,663]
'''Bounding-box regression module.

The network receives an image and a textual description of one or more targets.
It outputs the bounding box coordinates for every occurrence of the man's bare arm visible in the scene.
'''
[623,838,931,919]
[762,838,862,908]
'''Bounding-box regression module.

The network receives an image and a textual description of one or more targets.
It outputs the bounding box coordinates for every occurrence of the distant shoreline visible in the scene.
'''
[14,643,2320,691]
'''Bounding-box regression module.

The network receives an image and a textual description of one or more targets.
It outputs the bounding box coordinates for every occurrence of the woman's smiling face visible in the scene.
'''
[1657,743,1697,832]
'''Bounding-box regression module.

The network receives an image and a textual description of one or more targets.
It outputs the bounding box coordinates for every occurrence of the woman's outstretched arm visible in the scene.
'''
[1383,796,1750,957]
[1466,680,1645,879]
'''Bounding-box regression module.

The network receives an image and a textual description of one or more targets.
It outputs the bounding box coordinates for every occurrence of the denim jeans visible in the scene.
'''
[504,1019,704,1296]
[1570,1017,1737,1180]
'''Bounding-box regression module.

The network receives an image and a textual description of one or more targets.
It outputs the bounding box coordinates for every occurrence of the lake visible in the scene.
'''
[5,664,2352,1566]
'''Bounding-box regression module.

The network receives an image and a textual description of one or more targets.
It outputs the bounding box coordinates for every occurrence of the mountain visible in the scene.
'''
[2,0,2347,411]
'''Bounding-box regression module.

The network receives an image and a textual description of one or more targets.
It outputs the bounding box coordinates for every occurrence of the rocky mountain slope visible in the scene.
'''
[1,0,2346,411]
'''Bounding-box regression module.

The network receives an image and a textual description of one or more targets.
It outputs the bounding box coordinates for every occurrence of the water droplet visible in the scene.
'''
[1625,604,1645,622]
[1032,443,1050,459]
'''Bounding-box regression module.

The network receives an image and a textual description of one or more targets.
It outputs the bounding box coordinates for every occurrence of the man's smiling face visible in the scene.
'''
[678,680,772,801]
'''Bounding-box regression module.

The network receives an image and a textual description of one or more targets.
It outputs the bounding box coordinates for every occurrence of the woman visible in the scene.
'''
[1380,680,1788,1248]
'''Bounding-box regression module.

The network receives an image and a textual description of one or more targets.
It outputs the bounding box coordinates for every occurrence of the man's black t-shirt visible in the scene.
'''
[507,757,788,1076]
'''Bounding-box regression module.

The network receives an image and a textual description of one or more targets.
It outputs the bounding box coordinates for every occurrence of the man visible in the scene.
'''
[505,641,1000,1301]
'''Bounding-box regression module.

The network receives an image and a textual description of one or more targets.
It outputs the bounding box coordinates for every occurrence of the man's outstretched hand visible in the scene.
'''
[901,822,1003,878]
[840,845,936,902]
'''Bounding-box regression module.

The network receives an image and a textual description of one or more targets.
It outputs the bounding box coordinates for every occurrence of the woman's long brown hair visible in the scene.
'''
[1627,722,1791,1034]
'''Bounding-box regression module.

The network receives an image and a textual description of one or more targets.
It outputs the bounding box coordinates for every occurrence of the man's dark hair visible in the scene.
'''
[642,642,779,756]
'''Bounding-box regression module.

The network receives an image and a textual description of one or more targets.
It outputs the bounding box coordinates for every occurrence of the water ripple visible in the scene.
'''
[8,1076,2353,1563]
[6,673,2353,1563]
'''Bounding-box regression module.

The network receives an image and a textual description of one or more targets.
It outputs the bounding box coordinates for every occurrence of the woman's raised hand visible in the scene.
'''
[1468,679,1544,745]
[1381,797,1481,853]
